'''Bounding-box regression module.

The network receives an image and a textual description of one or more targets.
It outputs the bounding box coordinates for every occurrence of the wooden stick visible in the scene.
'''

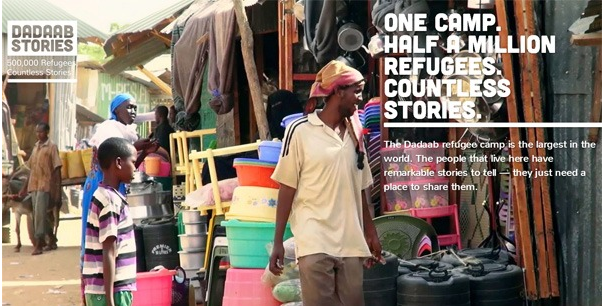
[233,0,271,140]
[513,0,550,298]
[495,0,538,299]
[278,0,294,90]
[570,32,602,46]
[2,74,9,94]
[588,47,602,143]
[521,0,559,296]
[150,30,172,45]
[136,65,172,95]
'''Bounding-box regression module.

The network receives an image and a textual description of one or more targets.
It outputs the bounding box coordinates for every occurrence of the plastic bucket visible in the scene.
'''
[132,269,176,306]
[226,186,279,222]
[258,141,282,163]
[67,150,86,178]
[80,148,93,174]
[144,157,161,176]
[222,268,281,306]
[221,220,293,268]
[280,113,304,128]
[59,151,69,179]
[233,158,278,189]
[158,161,171,177]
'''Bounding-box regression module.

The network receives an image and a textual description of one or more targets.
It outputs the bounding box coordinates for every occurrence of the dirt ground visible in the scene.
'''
[2,217,83,306]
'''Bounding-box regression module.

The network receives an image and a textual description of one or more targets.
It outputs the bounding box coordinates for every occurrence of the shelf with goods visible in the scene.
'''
[277,0,376,101]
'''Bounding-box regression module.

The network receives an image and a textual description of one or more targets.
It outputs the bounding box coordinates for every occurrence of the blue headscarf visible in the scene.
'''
[109,93,135,120]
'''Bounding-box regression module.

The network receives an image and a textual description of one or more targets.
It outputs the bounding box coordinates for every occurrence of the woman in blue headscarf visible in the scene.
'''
[79,93,158,301]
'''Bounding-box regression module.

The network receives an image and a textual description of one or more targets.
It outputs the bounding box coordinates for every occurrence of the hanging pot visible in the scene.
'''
[337,22,364,52]
[336,51,366,69]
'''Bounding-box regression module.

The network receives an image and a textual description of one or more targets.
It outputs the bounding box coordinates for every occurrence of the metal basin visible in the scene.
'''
[128,191,173,222]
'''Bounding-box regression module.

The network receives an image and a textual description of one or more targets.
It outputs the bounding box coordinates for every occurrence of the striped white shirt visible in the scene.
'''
[83,184,137,294]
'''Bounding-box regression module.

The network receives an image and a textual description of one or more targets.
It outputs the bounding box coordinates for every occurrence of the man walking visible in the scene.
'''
[269,61,382,306]
[20,122,62,255]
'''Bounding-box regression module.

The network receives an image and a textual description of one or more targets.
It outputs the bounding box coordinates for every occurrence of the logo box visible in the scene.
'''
[7,20,77,56]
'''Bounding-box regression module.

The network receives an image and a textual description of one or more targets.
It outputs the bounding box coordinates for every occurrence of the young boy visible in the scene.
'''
[82,137,138,306]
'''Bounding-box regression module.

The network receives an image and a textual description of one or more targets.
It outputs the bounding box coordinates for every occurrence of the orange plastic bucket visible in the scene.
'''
[144,156,161,176]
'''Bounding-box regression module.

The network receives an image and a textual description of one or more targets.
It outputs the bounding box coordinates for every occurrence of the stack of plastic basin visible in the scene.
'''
[228,156,282,222]
[362,99,381,134]
[220,220,293,306]
[222,268,281,306]
[226,186,280,222]
[221,219,292,268]
[232,158,279,189]
[220,144,295,306]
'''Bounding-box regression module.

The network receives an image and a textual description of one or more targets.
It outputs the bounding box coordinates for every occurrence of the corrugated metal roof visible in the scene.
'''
[103,39,169,75]
[112,0,194,35]
[103,0,194,56]
[545,0,602,305]
[1,0,107,41]
[102,0,270,75]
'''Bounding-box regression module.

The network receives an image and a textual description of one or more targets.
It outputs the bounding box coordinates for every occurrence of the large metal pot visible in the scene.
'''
[183,222,206,235]
[178,250,205,270]
[127,177,173,222]
[179,233,207,252]
[181,210,205,223]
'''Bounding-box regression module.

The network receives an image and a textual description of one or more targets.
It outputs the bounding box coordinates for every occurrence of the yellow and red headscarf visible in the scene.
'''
[309,60,365,98]
[306,60,367,153]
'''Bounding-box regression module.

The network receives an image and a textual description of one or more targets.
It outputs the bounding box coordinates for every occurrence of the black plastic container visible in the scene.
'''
[142,218,180,270]
[397,269,471,306]
[459,263,524,306]
[364,252,399,306]
[133,224,146,272]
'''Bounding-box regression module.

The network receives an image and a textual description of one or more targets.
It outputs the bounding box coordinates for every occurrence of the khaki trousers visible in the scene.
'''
[298,253,365,306]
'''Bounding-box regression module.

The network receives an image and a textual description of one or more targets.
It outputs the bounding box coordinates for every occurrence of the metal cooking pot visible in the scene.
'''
[338,22,364,52]
[336,51,366,69]
[178,250,205,270]
[127,189,173,222]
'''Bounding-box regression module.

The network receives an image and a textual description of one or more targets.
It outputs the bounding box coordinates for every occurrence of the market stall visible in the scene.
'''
[114,0,599,305]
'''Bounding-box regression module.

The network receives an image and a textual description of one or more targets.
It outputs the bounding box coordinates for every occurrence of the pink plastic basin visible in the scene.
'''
[222,268,281,306]
[132,269,176,306]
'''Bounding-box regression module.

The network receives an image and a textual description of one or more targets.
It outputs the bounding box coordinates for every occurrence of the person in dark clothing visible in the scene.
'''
[150,105,175,153]
[266,90,304,139]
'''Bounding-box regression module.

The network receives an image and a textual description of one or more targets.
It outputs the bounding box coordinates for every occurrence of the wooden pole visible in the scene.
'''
[495,0,538,299]
[232,0,270,140]
[136,65,172,95]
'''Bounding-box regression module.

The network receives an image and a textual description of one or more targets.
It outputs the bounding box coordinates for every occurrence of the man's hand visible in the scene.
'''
[143,141,160,155]
[133,138,154,151]
[364,226,383,268]
[268,243,285,276]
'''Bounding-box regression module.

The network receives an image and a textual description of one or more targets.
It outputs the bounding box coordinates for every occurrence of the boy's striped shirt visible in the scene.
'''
[82,184,136,294]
